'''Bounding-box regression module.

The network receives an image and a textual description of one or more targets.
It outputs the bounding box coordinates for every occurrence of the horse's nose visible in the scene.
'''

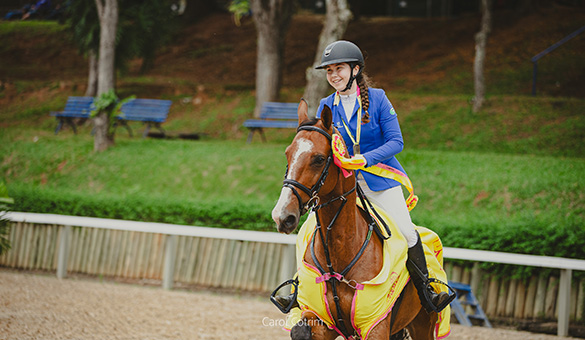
[277,213,299,234]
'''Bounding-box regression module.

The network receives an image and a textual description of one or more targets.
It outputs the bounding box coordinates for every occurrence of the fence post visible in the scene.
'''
[162,234,178,290]
[557,268,572,337]
[56,225,71,279]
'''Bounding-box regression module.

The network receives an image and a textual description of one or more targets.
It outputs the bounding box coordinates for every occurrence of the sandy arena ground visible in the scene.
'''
[0,270,579,340]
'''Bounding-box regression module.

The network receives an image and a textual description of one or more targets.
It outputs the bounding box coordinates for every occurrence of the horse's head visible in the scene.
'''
[272,99,343,234]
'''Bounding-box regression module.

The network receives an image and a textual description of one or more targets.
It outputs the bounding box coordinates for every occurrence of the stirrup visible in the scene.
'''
[423,278,456,313]
[270,278,299,314]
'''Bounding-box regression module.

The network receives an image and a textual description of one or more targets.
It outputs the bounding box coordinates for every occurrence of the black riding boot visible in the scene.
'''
[406,233,455,313]
[272,294,299,312]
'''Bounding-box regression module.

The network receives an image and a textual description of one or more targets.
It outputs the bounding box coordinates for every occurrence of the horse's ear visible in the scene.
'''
[320,104,332,130]
[298,98,309,125]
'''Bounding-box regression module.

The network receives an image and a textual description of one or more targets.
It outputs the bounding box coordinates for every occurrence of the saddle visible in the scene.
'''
[283,203,451,340]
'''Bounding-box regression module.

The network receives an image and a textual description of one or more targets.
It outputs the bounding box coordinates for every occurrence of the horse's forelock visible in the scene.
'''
[299,117,319,128]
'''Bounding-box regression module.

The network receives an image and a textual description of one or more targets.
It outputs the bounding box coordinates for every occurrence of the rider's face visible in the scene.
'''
[325,63,359,93]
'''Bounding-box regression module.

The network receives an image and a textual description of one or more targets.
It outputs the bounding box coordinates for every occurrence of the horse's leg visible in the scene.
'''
[363,314,391,340]
[405,309,437,340]
[290,314,337,340]
[389,282,421,332]
[384,282,439,340]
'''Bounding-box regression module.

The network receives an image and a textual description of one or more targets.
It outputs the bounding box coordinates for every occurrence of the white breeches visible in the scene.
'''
[357,174,418,248]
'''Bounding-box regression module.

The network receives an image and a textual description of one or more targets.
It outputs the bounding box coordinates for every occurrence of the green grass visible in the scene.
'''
[2,132,584,234]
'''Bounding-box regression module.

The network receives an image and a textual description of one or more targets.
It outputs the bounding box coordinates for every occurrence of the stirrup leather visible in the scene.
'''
[270,278,299,314]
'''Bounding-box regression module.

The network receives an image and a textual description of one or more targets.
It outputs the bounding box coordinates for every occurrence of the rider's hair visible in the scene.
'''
[356,70,373,124]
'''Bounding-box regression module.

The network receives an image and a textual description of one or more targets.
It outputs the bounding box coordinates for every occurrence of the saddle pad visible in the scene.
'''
[285,204,451,339]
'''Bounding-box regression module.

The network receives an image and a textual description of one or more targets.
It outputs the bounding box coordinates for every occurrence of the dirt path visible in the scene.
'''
[0,270,579,340]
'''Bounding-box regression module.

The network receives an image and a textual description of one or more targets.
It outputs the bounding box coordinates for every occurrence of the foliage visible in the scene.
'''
[90,89,135,133]
[0,180,14,256]
[10,185,275,231]
[66,0,177,73]
[431,219,585,279]
[228,0,251,26]
[116,0,177,73]
[66,0,99,56]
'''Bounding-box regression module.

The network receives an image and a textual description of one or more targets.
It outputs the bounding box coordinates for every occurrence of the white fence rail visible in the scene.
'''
[2,212,584,337]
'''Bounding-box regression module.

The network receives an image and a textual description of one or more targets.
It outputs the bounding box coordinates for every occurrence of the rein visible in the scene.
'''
[282,125,377,340]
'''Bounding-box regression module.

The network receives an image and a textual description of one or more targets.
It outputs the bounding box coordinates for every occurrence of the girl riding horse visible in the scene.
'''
[272,100,452,339]
[274,40,454,317]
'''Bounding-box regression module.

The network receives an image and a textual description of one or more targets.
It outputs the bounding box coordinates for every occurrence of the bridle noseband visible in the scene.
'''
[282,125,335,215]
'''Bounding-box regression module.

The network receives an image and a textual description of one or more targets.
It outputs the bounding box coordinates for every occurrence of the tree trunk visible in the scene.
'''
[472,0,491,113]
[250,0,294,118]
[85,49,98,97]
[303,0,352,116]
[94,0,118,152]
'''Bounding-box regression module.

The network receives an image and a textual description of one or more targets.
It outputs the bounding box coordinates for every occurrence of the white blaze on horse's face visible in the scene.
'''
[272,137,314,234]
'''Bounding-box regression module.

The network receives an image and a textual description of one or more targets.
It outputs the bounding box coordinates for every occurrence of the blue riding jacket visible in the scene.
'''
[316,88,406,191]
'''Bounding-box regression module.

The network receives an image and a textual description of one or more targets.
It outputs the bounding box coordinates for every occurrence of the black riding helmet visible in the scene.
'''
[316,40,364,92]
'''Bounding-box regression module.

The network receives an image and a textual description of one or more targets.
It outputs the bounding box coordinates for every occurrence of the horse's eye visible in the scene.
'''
[311,155,326,167]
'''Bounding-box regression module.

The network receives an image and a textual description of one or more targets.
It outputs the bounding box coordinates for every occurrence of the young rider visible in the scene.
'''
[310,40,453,314]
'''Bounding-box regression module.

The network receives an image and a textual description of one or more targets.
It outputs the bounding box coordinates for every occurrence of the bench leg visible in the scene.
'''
[66,118,78,134]
[55,118,64,135]
[142,122,151,138]
[55,117,77,135]
[121,120,133,137]
[246,128,266,143]
[155,123,165,137]
[246,129,255,143]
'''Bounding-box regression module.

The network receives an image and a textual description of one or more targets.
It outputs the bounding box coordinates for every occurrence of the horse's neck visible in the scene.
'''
[315,176,366,268]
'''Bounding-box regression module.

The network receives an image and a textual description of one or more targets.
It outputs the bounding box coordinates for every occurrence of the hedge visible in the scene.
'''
[10,185,585,279]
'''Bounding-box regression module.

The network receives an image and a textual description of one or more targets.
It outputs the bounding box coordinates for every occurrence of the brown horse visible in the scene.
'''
[271,99,439,340]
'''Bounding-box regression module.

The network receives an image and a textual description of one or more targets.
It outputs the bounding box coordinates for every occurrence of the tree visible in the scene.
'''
[303,0,352,115]
[249,0,294,117]
[69,0,176,98]
[472,0,492,113]
[68,0,175,151]
[93,0,119,152]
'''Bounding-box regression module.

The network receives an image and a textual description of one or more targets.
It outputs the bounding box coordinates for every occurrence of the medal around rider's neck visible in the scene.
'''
[336,88,364,156]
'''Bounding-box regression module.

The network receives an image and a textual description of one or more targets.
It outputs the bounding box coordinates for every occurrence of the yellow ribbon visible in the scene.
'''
[332,134,418,211]
[334,88,363,154]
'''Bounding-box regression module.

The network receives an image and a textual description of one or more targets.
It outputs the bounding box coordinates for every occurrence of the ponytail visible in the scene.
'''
[357,72,373,124]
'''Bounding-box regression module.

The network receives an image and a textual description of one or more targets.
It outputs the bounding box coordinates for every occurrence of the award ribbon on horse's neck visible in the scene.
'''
[335,87,363,155]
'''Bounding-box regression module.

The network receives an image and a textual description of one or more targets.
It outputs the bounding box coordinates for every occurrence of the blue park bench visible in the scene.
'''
[243,102,299,143]
[51,96,172,138]
[116,98,173,138]
[50,96,94,135]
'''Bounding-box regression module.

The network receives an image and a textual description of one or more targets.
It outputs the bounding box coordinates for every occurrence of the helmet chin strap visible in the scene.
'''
[342,64,362,92]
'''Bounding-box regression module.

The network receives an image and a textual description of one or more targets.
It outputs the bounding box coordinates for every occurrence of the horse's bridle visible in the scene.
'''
[282,125,336,215]
[281,124,369,339]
